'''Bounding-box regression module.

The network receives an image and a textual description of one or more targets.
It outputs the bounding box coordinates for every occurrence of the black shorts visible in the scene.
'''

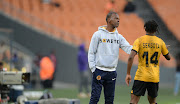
[131,80,159,98]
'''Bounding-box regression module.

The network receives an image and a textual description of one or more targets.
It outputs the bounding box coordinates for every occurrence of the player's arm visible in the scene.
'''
[88,32,99,73]
[125,50,137,86]
[125,38,139,86]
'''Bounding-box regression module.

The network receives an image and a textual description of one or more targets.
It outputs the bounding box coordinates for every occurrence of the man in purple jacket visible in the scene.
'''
[77,43,90,98]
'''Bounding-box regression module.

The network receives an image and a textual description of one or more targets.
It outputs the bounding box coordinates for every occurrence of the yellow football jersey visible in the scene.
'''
[132,35,169,83]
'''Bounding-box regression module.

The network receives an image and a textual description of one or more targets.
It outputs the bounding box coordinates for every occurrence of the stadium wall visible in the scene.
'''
[0,13,176,87]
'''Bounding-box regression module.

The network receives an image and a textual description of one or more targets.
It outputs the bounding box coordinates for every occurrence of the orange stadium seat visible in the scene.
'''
[17,0,32,25]
[1,0,12,16]
[0,0,3,9]
[21,0,31,13]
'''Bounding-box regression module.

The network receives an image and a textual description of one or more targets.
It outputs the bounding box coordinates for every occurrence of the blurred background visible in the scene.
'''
[0,0,179,103]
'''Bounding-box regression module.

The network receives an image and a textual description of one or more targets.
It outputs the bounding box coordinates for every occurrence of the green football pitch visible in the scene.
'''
[48,85,180,104]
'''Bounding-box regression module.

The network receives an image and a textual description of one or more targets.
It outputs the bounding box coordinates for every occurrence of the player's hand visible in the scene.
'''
[125,74,131,86]
[166,45,170,49]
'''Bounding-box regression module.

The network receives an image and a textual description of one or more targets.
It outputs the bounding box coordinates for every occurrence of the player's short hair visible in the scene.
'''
[144,20,158,33]
[106,11,118,23]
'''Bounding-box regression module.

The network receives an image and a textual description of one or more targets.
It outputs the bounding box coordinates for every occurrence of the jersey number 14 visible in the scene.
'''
[142,52,158,67]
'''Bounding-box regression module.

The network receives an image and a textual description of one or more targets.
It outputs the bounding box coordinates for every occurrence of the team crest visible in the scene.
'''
[96,75,101,80]
[131,90,133,94]
[103,39,106,42]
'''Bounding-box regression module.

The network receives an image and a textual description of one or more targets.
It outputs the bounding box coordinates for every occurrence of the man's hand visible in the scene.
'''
[125,74,131,86]
[166,45,170,49]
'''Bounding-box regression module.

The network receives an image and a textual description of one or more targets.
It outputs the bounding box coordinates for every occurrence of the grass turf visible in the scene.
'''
[48,85,180,104]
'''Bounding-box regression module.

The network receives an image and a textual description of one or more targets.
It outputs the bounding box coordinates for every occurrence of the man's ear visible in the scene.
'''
[108,18,112,24]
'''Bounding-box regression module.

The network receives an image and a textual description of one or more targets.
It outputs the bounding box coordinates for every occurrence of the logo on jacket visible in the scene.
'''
[99,39,119,44]
[103,39,106,42]
[96,75,101,80]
